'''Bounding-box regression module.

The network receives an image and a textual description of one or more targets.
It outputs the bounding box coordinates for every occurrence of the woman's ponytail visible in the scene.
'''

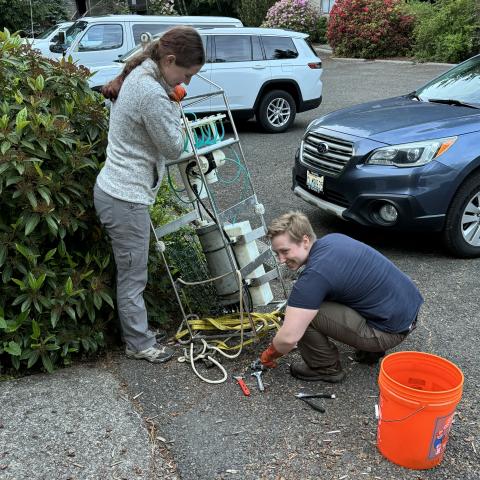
[101,26,204,101]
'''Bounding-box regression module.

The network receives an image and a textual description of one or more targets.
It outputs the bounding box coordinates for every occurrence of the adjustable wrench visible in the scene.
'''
[251,370,265,392]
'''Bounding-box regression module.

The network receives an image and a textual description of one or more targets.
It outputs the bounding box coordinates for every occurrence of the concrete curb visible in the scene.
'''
[312,44,455,67]
[330,57,454,67]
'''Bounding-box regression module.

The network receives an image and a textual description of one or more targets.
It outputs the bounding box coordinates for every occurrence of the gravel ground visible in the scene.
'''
[1,52,478,480]
[111,52,479,479]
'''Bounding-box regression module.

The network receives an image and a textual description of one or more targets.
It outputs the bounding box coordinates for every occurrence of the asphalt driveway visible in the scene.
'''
[114,54,479,479]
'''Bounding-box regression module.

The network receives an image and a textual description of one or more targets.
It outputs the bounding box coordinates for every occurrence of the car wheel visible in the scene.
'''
[443,173,480,258]
[257,90,296,133]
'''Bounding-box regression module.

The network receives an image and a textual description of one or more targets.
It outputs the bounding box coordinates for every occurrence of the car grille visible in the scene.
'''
[301,132,353,177]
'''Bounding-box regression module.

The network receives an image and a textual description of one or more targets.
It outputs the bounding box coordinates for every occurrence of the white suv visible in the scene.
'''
[89,27,323,133]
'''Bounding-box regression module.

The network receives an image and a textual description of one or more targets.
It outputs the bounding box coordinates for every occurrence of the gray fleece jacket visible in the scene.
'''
[96,58,184,205]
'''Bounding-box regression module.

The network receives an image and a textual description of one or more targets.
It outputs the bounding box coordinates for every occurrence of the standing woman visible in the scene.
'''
[94,26,205,363]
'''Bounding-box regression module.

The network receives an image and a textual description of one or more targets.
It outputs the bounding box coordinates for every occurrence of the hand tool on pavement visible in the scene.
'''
[233,375,250,396]
[294,392,336,413]
[251,369,265,392]
[250,359,266,371]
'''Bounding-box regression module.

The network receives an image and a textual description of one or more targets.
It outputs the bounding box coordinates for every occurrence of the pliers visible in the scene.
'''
[294,392,336,413]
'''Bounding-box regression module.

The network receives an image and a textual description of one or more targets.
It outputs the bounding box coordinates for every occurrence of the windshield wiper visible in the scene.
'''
[427,98,480,109]
[408,92,421,101]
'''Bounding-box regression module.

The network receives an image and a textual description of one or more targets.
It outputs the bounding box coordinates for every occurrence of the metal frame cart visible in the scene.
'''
[150,75,286,382]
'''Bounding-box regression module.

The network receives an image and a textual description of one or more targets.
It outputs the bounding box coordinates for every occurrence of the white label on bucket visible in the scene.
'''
[428,410,455,459]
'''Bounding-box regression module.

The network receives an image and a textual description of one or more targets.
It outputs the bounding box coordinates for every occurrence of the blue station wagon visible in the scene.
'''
[292,54,480,257]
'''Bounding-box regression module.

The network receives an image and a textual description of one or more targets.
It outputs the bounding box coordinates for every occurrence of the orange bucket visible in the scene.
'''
[377,351,464,470]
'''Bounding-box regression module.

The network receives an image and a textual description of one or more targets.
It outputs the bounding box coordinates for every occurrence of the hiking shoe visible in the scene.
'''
[125,344,174,363]
[354,350,385,365]
[290,361,346,383]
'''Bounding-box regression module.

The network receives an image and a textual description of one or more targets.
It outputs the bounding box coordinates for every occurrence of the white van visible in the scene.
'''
[27,22,73,57]
[49,15,243,66]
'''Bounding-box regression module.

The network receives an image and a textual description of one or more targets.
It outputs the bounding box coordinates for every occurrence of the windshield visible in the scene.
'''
[37,25,58,39]
[118,43,144,62]
[417,55,480,105]
[64,21,87,47]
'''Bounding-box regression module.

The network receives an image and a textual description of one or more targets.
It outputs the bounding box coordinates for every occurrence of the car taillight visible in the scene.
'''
[308,62,322,69]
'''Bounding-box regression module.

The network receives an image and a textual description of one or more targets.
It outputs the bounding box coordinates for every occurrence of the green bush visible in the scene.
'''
[0,30,114,373]
[407,0,478,63]
[147,180,218,322]
[174,0,237,17]
[0,0,67,36]
[147,0,177,15]
[327,0,415,59]
[237,0,277,27]
[262,0,321,36]
[311,16,328,44]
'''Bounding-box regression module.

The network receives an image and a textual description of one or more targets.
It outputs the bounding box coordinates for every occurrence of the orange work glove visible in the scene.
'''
[169,85,187,102]
[260,343,283,368]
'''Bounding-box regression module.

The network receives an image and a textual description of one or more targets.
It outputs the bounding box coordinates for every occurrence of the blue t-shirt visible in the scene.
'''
[288,234,423,333]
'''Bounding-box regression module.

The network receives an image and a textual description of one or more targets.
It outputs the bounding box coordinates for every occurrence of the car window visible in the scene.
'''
[251,35,264,61]
[78,24,123,51]
[416,55,480,104]
[132,24,172,44]
[262,36,298,60]
[305,38,319,57]
[214,35,252,63]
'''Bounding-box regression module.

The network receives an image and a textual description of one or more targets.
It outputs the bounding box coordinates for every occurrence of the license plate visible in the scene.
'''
[306,171,324,193]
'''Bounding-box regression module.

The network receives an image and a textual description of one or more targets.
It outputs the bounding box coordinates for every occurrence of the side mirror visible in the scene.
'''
[49,43,67,54]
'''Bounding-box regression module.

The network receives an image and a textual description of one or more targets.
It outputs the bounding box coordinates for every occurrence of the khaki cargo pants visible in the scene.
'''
[298,301,409,370]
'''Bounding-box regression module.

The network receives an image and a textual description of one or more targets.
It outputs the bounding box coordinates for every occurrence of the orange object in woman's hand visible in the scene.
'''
[169,85,187,102]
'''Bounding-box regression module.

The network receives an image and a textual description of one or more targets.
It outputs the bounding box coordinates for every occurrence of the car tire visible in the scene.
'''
[443,172,480,258]
[257,90,296,133]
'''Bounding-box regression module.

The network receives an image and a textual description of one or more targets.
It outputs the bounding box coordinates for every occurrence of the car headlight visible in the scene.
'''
[366,137,457,167]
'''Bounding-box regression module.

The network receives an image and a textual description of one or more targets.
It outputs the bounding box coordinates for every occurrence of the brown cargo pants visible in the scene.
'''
[298,301,409,370]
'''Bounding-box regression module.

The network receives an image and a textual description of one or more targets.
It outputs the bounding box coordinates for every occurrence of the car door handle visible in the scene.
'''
[200,68,208,72]
[253,64,266,69]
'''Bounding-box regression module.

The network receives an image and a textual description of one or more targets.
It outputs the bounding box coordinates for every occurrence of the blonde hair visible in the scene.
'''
[267,211,316,244]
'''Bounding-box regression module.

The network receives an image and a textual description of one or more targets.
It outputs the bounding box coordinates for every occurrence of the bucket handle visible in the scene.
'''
[376,403,426,423]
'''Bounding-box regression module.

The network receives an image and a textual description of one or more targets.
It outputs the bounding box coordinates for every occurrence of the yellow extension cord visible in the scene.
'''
[174,271,284,383]
[175,311,283,351]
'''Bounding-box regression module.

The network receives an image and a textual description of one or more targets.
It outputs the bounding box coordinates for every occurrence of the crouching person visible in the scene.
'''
[260,211,423,382]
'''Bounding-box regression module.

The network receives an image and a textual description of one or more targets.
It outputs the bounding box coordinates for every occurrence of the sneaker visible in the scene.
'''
[354,350,385,365]
[290,360,346,383]
[125,344,174,363]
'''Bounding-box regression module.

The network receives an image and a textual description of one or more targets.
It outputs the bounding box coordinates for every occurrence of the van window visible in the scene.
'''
[65,21,87,47]
[214,35,252,63]
[194,24,238,29]
[201,35,211,62]
[262,36,298,60]
[37,25,57,40]
[132,24,172,44]
[78,24,123,51]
